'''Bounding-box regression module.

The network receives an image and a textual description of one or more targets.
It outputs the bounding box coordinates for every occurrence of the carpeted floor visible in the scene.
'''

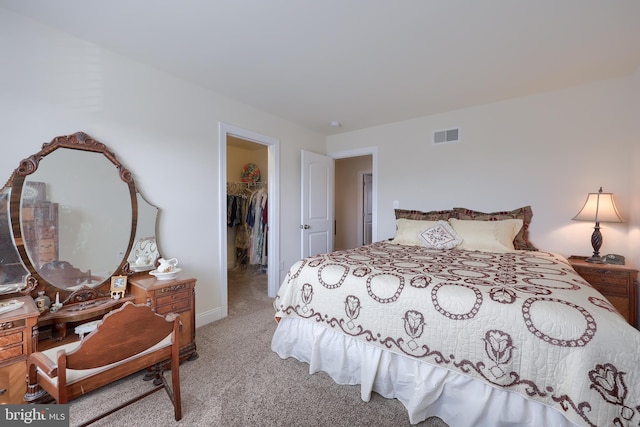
[67,268,449,426]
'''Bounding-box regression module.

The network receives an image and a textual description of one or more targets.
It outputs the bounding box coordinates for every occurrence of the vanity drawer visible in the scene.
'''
[156,298,190,315]
[38,227,57,239]
[0,331,23,348]
[0,343,24,361]
[21,207,35,221]
[156,290,190,307]
[36,239,56,251]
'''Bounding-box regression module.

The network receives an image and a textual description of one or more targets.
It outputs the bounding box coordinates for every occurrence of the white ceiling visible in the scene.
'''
[2,0,639,136]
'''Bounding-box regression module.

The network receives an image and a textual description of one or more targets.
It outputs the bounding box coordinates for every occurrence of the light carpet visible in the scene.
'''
[67,268,449,427]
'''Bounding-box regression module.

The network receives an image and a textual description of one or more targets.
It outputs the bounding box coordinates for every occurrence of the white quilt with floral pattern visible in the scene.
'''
[274,242,640,427]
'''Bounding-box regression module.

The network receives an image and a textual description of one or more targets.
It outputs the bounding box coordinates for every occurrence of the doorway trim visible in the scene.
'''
[218,122,280,319]
[357,170,373,247]
[328,147,378,243]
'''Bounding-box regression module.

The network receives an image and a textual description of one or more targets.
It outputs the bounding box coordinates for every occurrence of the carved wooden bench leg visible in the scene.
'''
[24,382,54,404]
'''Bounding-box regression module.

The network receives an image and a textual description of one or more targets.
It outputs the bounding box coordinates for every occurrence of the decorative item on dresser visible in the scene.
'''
[0,296,39,404]
[568,255,638,327]
[129,274,197,363]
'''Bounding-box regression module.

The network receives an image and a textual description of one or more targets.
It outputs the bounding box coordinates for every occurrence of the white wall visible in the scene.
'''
[629,68,640,267]
[0,9,325,326]
[327,72,640,267]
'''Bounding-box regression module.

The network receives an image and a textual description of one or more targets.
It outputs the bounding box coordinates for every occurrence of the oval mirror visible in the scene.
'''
[8,132,137,297]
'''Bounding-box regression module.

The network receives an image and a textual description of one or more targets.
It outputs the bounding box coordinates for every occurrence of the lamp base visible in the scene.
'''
[586,224,604,264]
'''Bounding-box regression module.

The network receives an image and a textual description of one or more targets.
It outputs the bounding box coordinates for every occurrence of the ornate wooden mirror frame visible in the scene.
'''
[4,132,139,305]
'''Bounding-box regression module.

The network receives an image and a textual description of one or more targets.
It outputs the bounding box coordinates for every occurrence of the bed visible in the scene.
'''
[271,207,640,427]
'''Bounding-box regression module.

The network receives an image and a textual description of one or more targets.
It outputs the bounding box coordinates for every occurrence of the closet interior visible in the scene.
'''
[226,137,268,279]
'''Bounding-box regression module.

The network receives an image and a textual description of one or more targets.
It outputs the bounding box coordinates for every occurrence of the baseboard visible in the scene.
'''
[195,306,225,328]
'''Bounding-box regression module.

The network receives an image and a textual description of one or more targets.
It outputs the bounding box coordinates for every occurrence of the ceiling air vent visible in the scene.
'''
[433,128,460,145]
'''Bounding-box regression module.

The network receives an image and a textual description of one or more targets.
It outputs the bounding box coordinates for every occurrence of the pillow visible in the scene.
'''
[453,206,538,251]
[448,218,523,252]
[391,218,438,246]
[395,208,456,221]
[418,220,463,250]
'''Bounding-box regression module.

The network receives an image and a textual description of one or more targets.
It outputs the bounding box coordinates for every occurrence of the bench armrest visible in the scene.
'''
[27,352,58,378]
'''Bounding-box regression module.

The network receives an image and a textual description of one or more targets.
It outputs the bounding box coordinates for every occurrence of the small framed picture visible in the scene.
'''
[110,275,127,299]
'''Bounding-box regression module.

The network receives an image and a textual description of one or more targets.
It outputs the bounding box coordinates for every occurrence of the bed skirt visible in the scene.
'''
[271,317,578,427]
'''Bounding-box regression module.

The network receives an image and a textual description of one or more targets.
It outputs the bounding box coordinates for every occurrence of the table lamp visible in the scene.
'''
[572,187,624,263]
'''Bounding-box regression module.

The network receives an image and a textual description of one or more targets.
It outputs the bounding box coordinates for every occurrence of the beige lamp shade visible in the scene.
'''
[573,188,624,223]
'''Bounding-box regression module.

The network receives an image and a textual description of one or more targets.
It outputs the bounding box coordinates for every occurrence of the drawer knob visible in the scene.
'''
[0,388,6,396]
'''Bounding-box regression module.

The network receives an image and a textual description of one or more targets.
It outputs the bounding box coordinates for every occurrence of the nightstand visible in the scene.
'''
[568,256,638,327]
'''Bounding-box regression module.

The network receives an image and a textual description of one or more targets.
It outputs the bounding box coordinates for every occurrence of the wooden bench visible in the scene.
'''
[25,302,182,425]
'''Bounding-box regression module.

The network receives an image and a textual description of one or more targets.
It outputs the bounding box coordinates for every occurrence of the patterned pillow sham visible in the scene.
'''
[391,218,438,246]
[418,220,462,250]
[453,206,537,251]
[394,208,456,221]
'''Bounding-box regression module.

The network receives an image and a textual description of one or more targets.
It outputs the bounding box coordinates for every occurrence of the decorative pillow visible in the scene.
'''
[395,208,456,221]
[391,219,438,246]
[418,220,462,250]
[453,206,537,251]
[448,218,523,252]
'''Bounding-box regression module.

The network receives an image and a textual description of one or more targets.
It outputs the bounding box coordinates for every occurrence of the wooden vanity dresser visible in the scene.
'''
[0,296,39,403]
[129,274,197,361]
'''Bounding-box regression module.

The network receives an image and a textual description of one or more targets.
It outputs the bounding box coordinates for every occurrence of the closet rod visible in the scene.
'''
[227,181,267,187]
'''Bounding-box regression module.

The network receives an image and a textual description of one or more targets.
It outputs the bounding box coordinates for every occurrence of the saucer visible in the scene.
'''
[149,268,182,280]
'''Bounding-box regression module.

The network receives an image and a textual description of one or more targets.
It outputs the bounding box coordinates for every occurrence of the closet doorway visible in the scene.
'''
[227,137,267,267]
[218,123,280,319]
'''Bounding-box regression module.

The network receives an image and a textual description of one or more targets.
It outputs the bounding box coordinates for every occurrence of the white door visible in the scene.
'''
[301,150,334,258]
[363,173,373,245]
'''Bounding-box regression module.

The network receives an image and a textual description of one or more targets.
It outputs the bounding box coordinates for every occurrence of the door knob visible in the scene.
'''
[300,224,310,229]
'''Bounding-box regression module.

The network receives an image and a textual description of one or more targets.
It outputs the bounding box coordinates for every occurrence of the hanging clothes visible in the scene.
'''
[248,187,268,266]
[227,182,268,270]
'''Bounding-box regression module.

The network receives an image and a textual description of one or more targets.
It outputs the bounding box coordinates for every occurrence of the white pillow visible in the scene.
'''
[391,219,438,246]
[418,220,462,250]
[448,218,523,252]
